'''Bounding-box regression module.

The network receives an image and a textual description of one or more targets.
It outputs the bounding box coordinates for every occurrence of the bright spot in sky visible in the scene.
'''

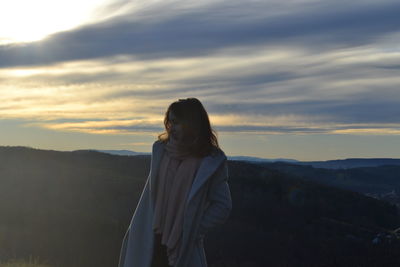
[0,0,114,44]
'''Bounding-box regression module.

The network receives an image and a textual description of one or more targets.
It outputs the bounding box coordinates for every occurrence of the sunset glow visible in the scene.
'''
[1,0,400,160]
[0,0,115,44]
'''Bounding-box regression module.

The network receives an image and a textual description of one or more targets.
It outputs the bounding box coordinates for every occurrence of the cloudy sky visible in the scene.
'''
[1,0,400,161]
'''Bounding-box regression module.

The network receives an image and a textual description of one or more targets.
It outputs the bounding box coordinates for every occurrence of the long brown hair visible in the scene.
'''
[157,98,220,157]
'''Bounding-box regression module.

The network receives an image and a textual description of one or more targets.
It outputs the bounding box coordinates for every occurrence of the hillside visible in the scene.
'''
[1,146,400,267]
[262,161,400,209]
[299,158,400,169]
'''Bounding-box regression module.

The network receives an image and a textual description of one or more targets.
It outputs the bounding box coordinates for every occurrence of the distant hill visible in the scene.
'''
[228,155,299,163]
[93,148,400,169]
[260,161,400,209]
[233,157,400,169]
[225,155,400,170]
[94,149,150,156]
[298,158,400,169]
[1,146,400,267]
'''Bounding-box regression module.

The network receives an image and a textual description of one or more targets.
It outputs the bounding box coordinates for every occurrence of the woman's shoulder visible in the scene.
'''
[153,139,164,146]
[151,139,166,155]
[208,146,227,161]
[153,139,166,148]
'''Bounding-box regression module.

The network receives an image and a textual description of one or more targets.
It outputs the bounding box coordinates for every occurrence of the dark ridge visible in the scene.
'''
[0,147,399,267]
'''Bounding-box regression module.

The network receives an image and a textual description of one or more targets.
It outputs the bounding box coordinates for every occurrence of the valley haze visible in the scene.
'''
[95,149,400,169]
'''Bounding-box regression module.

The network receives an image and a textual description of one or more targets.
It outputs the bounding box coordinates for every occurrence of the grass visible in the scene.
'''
[0,256,52,267]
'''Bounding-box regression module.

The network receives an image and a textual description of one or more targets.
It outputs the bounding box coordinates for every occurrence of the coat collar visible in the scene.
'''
[149,140,226,208]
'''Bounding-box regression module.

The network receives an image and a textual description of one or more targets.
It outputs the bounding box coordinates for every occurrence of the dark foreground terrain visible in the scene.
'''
[1,146,399,267]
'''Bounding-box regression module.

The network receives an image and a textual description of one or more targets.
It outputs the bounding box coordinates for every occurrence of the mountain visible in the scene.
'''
[228,156,400,169]
[260,161,400,209]
[228,155,299,163]
[96,150,300,163]
[298,158,400,169]
[1,146,400,267]
[92,148,400,170]
[94,149,150,156]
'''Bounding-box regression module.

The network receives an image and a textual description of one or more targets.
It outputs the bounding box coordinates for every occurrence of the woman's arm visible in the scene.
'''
[197,160,232,237]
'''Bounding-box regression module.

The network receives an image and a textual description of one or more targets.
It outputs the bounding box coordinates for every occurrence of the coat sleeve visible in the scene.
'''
[197,159,232,237]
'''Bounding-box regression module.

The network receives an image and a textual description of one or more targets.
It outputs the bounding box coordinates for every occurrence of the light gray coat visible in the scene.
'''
[118,140,232,267]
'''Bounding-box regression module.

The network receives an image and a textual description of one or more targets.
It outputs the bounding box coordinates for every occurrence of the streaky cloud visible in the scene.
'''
[207,99,400,124]
[1,0,400,67]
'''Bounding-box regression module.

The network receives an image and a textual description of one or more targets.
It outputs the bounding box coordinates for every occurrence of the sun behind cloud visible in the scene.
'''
[0,0,121,44]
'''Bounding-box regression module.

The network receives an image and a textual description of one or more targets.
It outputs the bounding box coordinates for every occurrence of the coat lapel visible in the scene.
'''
[185,152,226,209]
[149,141,165,205]
[149,141,226,209]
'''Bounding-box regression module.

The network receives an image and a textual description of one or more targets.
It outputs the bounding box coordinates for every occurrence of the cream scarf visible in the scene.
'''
[152,137,203,267]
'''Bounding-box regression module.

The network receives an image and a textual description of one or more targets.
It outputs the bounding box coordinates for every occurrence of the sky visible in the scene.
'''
[1,0,400,161]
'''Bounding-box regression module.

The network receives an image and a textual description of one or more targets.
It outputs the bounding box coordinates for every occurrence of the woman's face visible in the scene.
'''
[168,111,184,142]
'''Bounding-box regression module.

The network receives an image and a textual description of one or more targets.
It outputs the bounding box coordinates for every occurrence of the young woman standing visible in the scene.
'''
[118,98,232,267]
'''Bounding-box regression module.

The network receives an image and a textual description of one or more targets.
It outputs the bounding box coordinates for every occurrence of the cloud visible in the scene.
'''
[1,1,400,137]
[1,0,400,67]
[1,43,400,134]
[29,116,400,136]
[208,99,400,125]
[29,118,164,135]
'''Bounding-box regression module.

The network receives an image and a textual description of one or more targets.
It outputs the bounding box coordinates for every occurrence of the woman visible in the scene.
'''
[118,98,232,267]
